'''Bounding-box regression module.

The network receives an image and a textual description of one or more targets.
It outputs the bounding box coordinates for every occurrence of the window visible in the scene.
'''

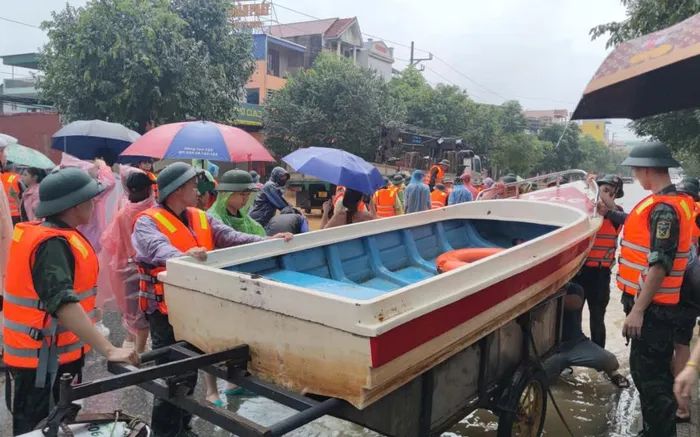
[267,49,280,77]
[266,89,277,101]
[246,88,260,105]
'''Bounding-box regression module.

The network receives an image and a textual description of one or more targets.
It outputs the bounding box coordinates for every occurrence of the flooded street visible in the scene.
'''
[0,183,656,436]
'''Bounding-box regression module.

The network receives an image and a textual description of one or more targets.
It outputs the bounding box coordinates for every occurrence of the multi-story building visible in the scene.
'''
[523,109,569,134]
[267,17,364,68]
[0,53,49,114]
[357,39,395,81]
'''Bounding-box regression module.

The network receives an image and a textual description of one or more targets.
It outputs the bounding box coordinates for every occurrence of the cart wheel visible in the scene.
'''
[497,363,547,437]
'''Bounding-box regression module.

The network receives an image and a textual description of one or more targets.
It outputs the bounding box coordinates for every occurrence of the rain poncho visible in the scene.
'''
[61,154,118,309]
[208,192,266,237]
[403,170,431,213]
[249,167,290,227]
[99,166,155,333]
[448,184,474,205]
[20,183,39,222]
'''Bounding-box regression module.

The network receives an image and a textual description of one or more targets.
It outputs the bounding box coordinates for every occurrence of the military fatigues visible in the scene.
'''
[8,219,85,435]
[621,185,680,437]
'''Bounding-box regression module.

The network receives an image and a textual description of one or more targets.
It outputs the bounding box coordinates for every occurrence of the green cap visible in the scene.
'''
[391,174,404,185]
[217,169,259,192]
[596,174,624,198]
[439,159,450,167]
[621,142,680,168]
[35,167,104,218]
[157,162,200,203]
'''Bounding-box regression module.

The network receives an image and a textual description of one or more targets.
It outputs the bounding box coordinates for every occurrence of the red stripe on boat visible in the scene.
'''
[369,238,590,367]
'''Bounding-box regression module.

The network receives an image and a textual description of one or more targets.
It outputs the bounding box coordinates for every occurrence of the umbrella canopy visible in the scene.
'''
[282,147,384,195]
[0,133,18,147]
[120,120,275,163]
[52,120,141,161]
[573,13,700,120]
[4,143,56,169]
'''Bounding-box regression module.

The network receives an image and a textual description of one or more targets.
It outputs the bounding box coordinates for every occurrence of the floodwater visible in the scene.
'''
[0,184,651,437]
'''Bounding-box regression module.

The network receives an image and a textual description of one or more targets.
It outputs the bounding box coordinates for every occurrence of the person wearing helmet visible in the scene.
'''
[131,162,291,434]
[196,170,217,210]
[249,170,264,190]
[373,177,404,217]
[3,167,139,435]
[424,159,450,191]
[575,174,625,350]
[249,166,292,229]
[617,142,694,435]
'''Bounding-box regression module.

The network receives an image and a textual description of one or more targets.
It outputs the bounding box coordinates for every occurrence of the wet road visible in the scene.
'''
[0,183,683,436]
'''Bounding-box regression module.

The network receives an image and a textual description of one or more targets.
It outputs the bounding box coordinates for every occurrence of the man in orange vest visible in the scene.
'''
[373,178,403,217]
[425,159,450,191]
[0,143,24,225]
[617,142,693,436]
[132,162,291,436]
[430,183,448,209]
[575,174,624,349]
[3,167,139,435]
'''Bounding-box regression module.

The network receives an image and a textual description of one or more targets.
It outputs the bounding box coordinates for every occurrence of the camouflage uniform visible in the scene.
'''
[621,185,680,437]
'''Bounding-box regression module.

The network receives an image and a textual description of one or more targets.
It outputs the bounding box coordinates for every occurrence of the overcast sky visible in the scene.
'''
[0,0,636,140]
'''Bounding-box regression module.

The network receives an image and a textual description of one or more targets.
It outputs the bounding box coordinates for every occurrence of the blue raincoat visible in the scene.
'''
[403,170,431,213]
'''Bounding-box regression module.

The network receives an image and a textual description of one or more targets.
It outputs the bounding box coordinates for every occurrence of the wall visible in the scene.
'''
[0,112,62,163]
[580,120,606,143]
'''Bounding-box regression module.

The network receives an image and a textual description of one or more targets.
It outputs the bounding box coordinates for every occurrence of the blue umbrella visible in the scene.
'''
[282,147,384,195]
[52,119,140,162]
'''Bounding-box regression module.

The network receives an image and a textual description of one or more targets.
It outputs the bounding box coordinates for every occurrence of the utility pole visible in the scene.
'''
[409,41,433,71]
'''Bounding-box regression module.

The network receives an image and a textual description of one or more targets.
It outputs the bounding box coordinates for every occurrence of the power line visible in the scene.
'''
[0,15,41,29]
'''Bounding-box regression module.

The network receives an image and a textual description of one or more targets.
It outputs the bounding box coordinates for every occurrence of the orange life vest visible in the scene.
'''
[1,171,22,218]
[585,218,621,268]
[373,188,398,218]
[616,193,693,305]
[430,190,448,209]
[693,201,700,241]
[136,207,214,314]
[3,223,97,377]
[424,165,445,186]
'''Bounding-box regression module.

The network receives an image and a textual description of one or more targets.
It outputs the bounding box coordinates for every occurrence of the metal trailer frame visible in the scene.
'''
[41,292,564,437]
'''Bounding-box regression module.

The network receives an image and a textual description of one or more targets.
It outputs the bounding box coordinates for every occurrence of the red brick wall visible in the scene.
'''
[0,112,62,163]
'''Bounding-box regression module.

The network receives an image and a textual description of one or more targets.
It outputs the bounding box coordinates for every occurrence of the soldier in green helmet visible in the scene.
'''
[616,142,694,435]
[3,167,139,435]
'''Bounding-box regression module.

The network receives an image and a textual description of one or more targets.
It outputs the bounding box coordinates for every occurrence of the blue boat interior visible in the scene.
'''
[225,219,557,300]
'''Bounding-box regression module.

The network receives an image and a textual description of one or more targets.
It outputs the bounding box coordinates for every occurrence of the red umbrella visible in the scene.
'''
[119,120,275,163]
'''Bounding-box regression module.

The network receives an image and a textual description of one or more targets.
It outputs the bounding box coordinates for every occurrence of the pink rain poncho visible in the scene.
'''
[21,184,40,222]
[60,153,118,309]
[99,165,155,334]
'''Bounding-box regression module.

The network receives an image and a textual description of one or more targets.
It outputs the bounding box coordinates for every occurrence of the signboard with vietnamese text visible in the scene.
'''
[230,1,270,29]
[234,102,264,127]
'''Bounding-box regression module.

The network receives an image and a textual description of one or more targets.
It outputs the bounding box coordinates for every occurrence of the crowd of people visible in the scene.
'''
[1,139,700,436]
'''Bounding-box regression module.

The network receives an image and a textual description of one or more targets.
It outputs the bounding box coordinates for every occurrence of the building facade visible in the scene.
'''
[267,17,364,68]
[357,39,395,81]
[579,120,608,144]
[523,109,569,133]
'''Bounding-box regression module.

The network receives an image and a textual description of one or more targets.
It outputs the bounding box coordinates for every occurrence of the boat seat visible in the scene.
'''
[265,270,384,300]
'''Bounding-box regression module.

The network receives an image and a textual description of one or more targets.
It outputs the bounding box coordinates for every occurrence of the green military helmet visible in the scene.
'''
[35,167,104,218]
[391,174,405,185]
[621,141,680,168]
[197,170,216,195]
[596,174,624,198]
[439,159,450,167]
[217,169,260,192]
[157,162,200,203]
[676,177,700,201]
[501,174,517,184]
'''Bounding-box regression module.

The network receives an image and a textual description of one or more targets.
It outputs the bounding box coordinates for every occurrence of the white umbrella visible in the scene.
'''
[0,133,18,147]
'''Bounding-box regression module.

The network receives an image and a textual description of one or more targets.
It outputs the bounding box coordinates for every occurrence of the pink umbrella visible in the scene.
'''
[119,120,275,163]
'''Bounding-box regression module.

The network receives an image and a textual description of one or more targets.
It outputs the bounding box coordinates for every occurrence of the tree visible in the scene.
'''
[39,0,254,132]
[591,1,700,158]
[537,123,583,171]
[491,132,546,177]
[579,135,626,174]
[263,53,399,159]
